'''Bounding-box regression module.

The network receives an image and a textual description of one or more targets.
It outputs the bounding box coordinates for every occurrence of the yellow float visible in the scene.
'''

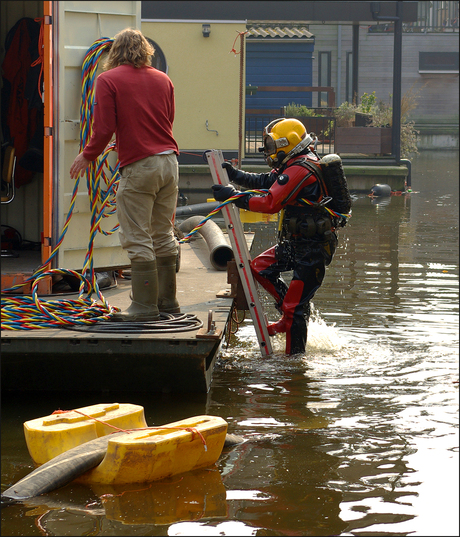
[24,403,147,465]
[23,403,228,485]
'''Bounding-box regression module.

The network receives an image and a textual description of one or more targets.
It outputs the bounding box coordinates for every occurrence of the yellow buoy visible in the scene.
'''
[24,403,147,465]
[77,415,228,485]
[23,405,228,486]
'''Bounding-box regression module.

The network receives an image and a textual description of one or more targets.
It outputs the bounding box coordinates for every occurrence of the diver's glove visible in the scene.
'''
[221,161,244,183]
[211,184,250,209]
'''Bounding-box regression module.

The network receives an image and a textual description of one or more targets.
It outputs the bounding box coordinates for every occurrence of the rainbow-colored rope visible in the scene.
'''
[1,38,119,330]
[177,190,270,242]
[299,198,352,220]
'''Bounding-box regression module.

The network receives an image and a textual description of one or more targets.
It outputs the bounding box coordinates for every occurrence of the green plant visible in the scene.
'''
[333,101,356,127]
[359,91,376,114]
[284,103,324,117]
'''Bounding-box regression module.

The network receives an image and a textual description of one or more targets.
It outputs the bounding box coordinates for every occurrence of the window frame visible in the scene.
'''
[418,51,459,73]
[145,37,168,74]
[318,51,332,106]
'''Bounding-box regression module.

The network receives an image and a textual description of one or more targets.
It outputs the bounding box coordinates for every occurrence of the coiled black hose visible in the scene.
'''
[64,312,203,334]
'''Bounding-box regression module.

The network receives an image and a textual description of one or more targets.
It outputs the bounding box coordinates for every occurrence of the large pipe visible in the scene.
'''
[175,201,219,218]
[179,216,233,271]
[1,433,124,503]
[1,432,245,506]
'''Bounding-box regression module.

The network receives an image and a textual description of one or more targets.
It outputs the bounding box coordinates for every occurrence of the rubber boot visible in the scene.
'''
[267,280,308,354]
[111,260,160,322]
[268,317,287,336]
[156,255,181,313]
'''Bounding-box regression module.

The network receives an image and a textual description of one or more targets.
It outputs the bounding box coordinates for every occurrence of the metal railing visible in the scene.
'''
[368,1,458,33]
[245,111,336,159]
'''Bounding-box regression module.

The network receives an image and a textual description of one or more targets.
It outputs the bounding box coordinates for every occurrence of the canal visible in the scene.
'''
[1,149,458,536]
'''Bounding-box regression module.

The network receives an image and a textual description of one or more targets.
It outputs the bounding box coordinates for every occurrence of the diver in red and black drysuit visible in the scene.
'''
[212,118,349,355]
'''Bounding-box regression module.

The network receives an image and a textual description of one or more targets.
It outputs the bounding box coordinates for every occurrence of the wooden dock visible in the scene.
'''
[1,234,241,394]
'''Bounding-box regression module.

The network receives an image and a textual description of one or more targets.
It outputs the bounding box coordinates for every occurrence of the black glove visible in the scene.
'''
[212,184,239,202]
[211,184,250,209]
[222,161,243,183]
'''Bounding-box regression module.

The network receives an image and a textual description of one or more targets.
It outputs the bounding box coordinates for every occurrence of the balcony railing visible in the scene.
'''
[245,110,336,159]
[368,0,458,33]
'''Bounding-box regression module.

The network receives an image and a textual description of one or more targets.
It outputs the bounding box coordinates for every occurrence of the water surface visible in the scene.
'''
[1,150,458,536]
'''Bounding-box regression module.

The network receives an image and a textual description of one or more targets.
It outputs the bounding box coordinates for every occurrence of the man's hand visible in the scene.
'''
[70,153,91,179]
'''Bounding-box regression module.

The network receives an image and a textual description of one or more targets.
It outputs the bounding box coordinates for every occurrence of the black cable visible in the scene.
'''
[63,312,203,334]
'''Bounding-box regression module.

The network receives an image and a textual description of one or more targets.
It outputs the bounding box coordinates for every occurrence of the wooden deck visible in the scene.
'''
[1,234,244,394]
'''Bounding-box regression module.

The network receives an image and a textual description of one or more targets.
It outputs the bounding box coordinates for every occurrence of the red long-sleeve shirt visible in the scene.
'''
[82,64,179,167]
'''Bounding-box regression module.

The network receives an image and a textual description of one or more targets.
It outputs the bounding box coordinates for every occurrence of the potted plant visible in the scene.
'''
[354,91,376,126]
[334,88,420,157]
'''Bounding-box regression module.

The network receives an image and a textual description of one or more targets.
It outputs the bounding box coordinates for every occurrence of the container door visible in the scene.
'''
[53,1,140,270]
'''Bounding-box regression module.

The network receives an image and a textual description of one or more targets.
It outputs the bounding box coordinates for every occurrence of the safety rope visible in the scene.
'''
[178,189,270,243]
[298,197,352,220]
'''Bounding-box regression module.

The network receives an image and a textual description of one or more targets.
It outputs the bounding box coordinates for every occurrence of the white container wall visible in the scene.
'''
[55,1,140,269]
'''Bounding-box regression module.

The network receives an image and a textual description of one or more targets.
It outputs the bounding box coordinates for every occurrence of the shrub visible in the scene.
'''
[284,102,324,117]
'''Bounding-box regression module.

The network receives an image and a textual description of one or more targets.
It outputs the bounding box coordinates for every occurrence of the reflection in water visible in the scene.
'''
[1,151,458,536]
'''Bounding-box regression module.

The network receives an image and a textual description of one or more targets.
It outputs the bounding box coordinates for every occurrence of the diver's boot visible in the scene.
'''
[156,255,181,314]
[267,317,287,336]
[111,260,160,321]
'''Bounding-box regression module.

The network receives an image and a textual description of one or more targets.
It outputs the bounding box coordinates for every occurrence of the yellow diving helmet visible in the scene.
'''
[259,118,314,168]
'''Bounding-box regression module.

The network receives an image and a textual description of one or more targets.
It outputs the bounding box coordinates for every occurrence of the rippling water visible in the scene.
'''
[1,150,458,536]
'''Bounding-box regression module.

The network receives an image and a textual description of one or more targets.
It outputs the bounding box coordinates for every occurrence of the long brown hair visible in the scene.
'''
[103,28,155,70]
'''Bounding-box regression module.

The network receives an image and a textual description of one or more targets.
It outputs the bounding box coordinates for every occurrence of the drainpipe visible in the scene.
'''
[352,24,359,102]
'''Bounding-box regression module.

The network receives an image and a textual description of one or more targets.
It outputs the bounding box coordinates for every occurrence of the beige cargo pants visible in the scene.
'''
[117,153,179,262]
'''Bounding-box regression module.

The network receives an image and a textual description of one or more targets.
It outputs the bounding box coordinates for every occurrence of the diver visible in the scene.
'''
[212,118,350,355]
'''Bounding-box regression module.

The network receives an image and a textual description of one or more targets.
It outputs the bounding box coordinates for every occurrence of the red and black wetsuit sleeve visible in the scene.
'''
[238,158,322,214]
[231,169,278,190]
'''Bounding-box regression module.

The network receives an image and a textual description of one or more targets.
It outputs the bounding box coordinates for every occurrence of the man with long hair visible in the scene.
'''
[70,28,180,321]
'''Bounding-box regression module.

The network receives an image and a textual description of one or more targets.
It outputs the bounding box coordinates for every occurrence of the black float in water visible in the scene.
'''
[370,184,392,197]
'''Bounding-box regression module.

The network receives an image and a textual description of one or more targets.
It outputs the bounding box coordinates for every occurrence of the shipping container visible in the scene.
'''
[1,1,140,294]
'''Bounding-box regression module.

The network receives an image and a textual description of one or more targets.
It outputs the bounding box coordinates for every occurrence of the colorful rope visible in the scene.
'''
[178,190,270,242]
[299,197,352,219]
[1,38,119,330]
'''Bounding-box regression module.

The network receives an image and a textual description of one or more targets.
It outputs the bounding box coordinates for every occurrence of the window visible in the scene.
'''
[346,51,353,103]
[146,38,168,73]
[318,51,331,106]
[419,51,459,73]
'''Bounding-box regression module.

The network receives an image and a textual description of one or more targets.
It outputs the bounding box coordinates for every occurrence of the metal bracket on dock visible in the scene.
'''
[215,260,249,310]
[196,309,223,339]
